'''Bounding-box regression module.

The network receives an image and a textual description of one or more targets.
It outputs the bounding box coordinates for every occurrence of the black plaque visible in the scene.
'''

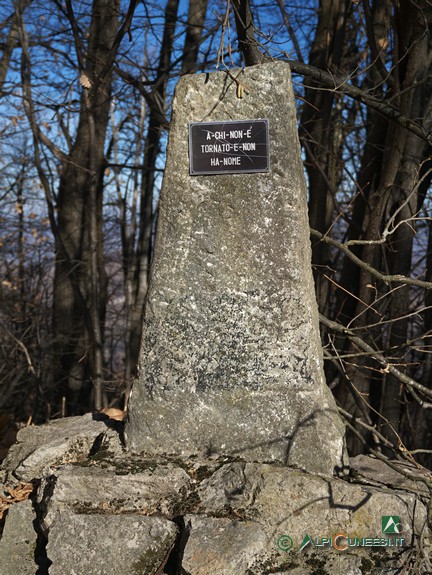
[189,119,269,175]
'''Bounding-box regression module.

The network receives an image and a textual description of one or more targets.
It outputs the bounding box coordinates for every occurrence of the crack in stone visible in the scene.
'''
[163,516,192,575]
[32,476,56,574]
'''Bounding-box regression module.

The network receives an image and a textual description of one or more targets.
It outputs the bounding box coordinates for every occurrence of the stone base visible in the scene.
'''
[126,387,347,476]
[0,416,430,574]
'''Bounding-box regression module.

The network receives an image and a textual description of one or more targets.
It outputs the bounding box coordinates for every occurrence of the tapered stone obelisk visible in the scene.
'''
[125,62,346,475]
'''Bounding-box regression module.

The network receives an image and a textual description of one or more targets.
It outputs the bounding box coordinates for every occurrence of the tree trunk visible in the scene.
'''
[231,0,266,66]
[123,0,214,392]
[125,0,181,384]
[181,0,209,75]
[333,0,432,452]
[52,0,120,413]
[300,0,350,316]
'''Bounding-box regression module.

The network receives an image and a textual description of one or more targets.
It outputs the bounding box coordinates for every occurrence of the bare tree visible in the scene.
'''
[232,0,432,462]
[2,0,432,472]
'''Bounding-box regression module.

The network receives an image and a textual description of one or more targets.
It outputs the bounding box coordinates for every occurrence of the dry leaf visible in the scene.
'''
[0,482,33,520]
[80,74,91,89]
[100,408,126,421]
[0,501,8,520]
[377,37,389,50]
[6,483,33,500]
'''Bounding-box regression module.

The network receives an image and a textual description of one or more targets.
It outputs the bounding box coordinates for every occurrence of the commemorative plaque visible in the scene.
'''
[189,119,269,175]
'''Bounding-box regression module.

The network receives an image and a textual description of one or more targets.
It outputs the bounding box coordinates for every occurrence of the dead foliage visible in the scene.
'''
[0,482,34,520]
[100,407,126,421]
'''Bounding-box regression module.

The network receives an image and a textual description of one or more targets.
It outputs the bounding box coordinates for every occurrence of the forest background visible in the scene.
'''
[1,0,432,464]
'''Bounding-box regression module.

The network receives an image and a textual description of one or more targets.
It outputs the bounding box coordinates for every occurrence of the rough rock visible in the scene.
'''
[46,510,177,575]
[197,461,427,541]
[126,61,346,476]
[0,421,430,574]
[350,454,430,495]
[182,515,268,574]
[0,500,39,575]
[38,462,192,529]
[0,413,121,484]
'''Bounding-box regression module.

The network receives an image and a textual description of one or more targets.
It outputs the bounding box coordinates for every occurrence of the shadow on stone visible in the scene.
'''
[92,412,126,446]
[164,516,192,575]
[33,476,55,575]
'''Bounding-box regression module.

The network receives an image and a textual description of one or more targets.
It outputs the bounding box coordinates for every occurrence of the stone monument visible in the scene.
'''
[1,63,429,575]
[125,61,346,475]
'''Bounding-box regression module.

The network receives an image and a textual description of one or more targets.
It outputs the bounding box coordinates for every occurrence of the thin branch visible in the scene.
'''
[0,322,35,374]
[287,59,432,145]
[114,66,168,127]
[275,0,303,62]
[338,406,393,448]
[320,313,432,401]
[89,0,140,99]
[311,228,432,290]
